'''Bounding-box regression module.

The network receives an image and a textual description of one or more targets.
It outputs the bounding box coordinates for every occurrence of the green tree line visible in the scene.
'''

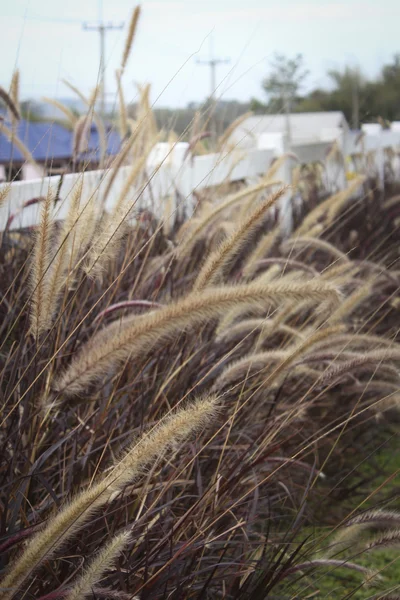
[251,53,400,129]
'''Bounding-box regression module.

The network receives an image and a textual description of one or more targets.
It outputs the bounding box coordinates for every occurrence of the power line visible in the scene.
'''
[18,13,85,24]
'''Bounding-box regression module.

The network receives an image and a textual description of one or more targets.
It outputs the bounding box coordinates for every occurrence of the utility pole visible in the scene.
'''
[352,76,360,130]
[284,87,292,147]
[196,36,230,139]
[83,3,123,119]
[196,35,230,100]
[196,55,231,101]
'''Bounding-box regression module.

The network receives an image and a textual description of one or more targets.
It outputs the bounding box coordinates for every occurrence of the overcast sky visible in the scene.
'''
[0,0,399,108]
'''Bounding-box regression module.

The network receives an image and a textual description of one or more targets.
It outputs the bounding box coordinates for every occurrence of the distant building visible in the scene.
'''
[0,119,121,182]
[228,111,350,149]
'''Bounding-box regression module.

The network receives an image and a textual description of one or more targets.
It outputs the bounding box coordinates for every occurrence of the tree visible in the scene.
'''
[262,53,308,141]
[373,54,400,121]
[295,88,332,113]
[253,53,400,127]
[20,99,45,122]
[295,66,368,127]
[328,67,365,129]
[262,54,308,111]
[382,53,400,85]
[250,97,267,114]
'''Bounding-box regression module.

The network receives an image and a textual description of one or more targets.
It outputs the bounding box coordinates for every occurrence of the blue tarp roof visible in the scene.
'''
[0,119,121,164]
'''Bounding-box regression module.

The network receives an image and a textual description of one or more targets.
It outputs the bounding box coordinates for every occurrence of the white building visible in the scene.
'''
[229,111,350,150]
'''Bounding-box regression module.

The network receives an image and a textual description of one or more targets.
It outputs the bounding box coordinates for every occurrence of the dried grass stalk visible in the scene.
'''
[194,188,287,290]
[322,348,400,381]
[217,111,253,151]
[0,183,11,209]
[8,70,20,126]
[264,153,297,181]
[69,190,100,273]
[328,280,372,324]
[308,332,399,353]
[42,97,78,127]
[52,280,340,398]
[63,80,107,168]
[9,69,19,105]
[216,317,272,342]
[62,80,88,105]
[65,532,131,600]
[101,127,141,207]
[279,558,373,584]
[216,265,283,335]
[134,83,158,156]
[282,236,351,263]
[43,181,84,329]
[121,6,141,73]
[242,225,280,278]
[366,530,400,551]
[217,326,340,388]
[85,146,153,279]
[346,510,400,529]
[73,115,90,160]
[0,122,37,167]
[116,69,127,139]
[294,175,366,236]
[216,349,289,387]
[177,179,282,258]
[29,186,54,337]
[0,84,20,121]
[217,318,304,344]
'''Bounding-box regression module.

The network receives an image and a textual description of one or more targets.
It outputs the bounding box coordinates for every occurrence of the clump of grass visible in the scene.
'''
[0,395,218,599]
[50,279,339,400]
[1,32,399,599]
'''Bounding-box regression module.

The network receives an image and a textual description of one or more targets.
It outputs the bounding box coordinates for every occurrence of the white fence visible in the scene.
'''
[1,124,400,233]
[0,146,274,231]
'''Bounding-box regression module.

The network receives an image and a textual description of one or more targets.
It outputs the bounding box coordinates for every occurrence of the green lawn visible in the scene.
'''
[277,429,400,598]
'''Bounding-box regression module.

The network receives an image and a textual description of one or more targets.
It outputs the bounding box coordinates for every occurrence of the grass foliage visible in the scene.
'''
[0,9,399,599]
